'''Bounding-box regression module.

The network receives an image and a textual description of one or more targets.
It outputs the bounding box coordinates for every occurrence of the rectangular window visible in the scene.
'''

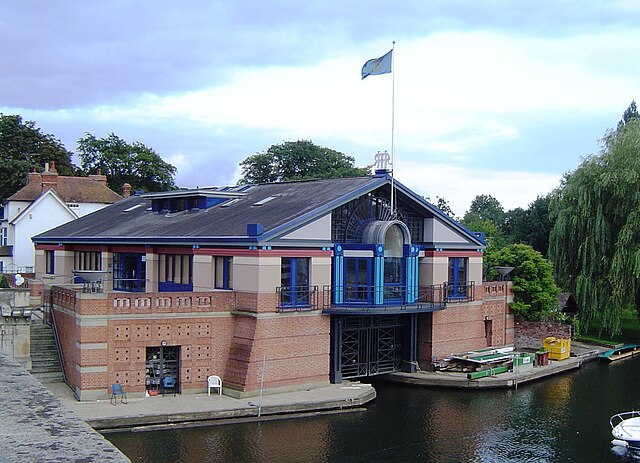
[344,257,372,304]
[74,251,102,271]
[158,254,193,292]
[280,257,310,307]
[45,250,55,275]
[214,257,233,289]
[0,227,7,246]
[113,253,146,292]
[448,257,468,300]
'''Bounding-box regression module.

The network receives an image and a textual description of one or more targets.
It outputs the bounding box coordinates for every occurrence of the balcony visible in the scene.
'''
[319,284,448,314]
[276,285,319,312]
[444,281,475,303]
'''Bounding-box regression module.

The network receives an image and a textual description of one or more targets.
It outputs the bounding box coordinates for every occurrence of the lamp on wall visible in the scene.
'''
[493,266,515,281]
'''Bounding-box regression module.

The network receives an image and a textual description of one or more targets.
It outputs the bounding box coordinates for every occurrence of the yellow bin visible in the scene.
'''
[543,337,571,361]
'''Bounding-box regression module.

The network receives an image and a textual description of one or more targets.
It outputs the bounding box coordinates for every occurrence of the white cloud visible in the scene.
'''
[396,161,561,215]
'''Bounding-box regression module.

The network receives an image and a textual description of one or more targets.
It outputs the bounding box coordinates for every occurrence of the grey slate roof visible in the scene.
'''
[33,176,384,246]
[33,175,485,248]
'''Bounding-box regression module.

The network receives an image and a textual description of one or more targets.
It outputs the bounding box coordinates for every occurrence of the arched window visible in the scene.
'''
[383,223,407,301]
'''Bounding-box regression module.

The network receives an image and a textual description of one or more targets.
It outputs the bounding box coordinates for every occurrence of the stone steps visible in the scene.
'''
[30,321,64,383]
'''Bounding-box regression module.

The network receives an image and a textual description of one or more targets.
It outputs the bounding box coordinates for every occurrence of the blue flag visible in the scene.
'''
[361,49,392,79]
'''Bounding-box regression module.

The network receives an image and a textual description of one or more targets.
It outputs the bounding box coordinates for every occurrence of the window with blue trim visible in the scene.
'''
[344,257,372,304]
[113,252,146,292]
[281,257,310,307]
[159,254,193,292]
[448,257,468,299]
[215,257,233,289]
[45,250,55,275]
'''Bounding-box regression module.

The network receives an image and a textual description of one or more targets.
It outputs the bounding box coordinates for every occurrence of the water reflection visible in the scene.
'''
[109,359,640,463]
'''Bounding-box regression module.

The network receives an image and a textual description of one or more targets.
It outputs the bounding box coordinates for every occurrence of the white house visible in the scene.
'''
[0,162,124,273]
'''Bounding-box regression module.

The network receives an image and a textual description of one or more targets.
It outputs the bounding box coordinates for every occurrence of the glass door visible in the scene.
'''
[146,346,180,394]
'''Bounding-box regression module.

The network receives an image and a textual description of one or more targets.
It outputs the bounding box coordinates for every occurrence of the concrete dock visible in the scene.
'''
[385,341,605,389]
[44,380,377,432]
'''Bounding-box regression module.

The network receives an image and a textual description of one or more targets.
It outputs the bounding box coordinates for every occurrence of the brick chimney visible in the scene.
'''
[88,168,108,186]
[41,161,59,191]
[26,168,41,185]
[122,183,132,198]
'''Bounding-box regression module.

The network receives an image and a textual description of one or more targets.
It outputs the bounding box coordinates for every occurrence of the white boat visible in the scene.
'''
[610,411,640,450]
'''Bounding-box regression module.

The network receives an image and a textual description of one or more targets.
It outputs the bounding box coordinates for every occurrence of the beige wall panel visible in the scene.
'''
[280,214,331,241]
[469,256,483,283]
[193,254,213,291]
[424,218,469,244]
[234,256,281,292]
[311,256,332,288]
[431,256,449,285]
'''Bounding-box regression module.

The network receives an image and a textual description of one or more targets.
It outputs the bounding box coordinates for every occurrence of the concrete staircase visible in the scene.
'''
[30,319,64,383]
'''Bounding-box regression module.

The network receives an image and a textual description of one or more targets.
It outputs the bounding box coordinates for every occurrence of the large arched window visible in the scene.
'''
[383,223,407,301]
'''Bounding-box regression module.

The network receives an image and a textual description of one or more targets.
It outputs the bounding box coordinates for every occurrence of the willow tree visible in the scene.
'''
[549,117,640,335]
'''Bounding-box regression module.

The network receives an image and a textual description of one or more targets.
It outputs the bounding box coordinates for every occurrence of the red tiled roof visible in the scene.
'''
[7,174,122,204]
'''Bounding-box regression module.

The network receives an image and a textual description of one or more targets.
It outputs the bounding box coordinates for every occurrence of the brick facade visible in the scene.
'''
[418,282,515,367]
[50,287,330,400]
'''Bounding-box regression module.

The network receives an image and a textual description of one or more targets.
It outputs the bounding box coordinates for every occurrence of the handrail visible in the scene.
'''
[444,281,475,303]
[276,285,319,312]
[321,283,448,309]
[47,290,78,399]
[611,411,640,429]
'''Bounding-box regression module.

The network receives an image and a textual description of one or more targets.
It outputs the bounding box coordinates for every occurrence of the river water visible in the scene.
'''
[108,358,640,463]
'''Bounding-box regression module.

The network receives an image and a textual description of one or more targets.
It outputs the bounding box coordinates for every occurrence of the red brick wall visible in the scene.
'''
[418,282,514,367]
[225,314,330,392]
[53,288,330,398]
[514,318,571,350]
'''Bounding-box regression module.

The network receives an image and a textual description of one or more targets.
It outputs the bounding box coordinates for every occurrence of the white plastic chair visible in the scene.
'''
[207,375,222,395]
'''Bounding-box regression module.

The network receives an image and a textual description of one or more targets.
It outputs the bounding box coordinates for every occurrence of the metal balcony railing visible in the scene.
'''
[321,283,450,313]
[276,285,319,312]
[444,281,475,303]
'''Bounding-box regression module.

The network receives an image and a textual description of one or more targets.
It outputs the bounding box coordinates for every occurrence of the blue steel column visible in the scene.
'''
[374,245,384,305]
[333,245,344,305]
[405,245,419,304]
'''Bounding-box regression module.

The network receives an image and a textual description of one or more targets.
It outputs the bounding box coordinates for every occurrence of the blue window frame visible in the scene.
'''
[383,256,404,302]
[344,257,372,304]
[45,250,55,275]
[448,257,468,299]
[158,254,193,292]
[215,257,233,290]
[114,252,146,292]
[281,257,310,307]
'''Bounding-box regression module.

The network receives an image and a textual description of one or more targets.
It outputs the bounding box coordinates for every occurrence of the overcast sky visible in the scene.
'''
[2,1,639,216]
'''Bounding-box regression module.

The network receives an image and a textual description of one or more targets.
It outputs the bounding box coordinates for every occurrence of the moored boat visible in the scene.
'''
[610,411,640,450]
[598,344,640,363]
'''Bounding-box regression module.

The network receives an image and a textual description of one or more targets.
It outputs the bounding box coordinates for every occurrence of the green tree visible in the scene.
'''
[462,194,507,251]
[485,244,560,321]
[617,100,638,130]
[0,114,76,203]
[238,140,371,184]
[77,133,177,193]
[549,115,640,335]
[433,196,455,218]
[463,194,505,225]
[502,195,553,256]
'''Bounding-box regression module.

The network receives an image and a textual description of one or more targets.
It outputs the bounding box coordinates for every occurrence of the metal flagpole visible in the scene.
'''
[390,41,396,218]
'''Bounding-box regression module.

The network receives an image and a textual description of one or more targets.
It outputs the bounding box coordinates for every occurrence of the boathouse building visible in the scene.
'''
[31,171,514,400]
